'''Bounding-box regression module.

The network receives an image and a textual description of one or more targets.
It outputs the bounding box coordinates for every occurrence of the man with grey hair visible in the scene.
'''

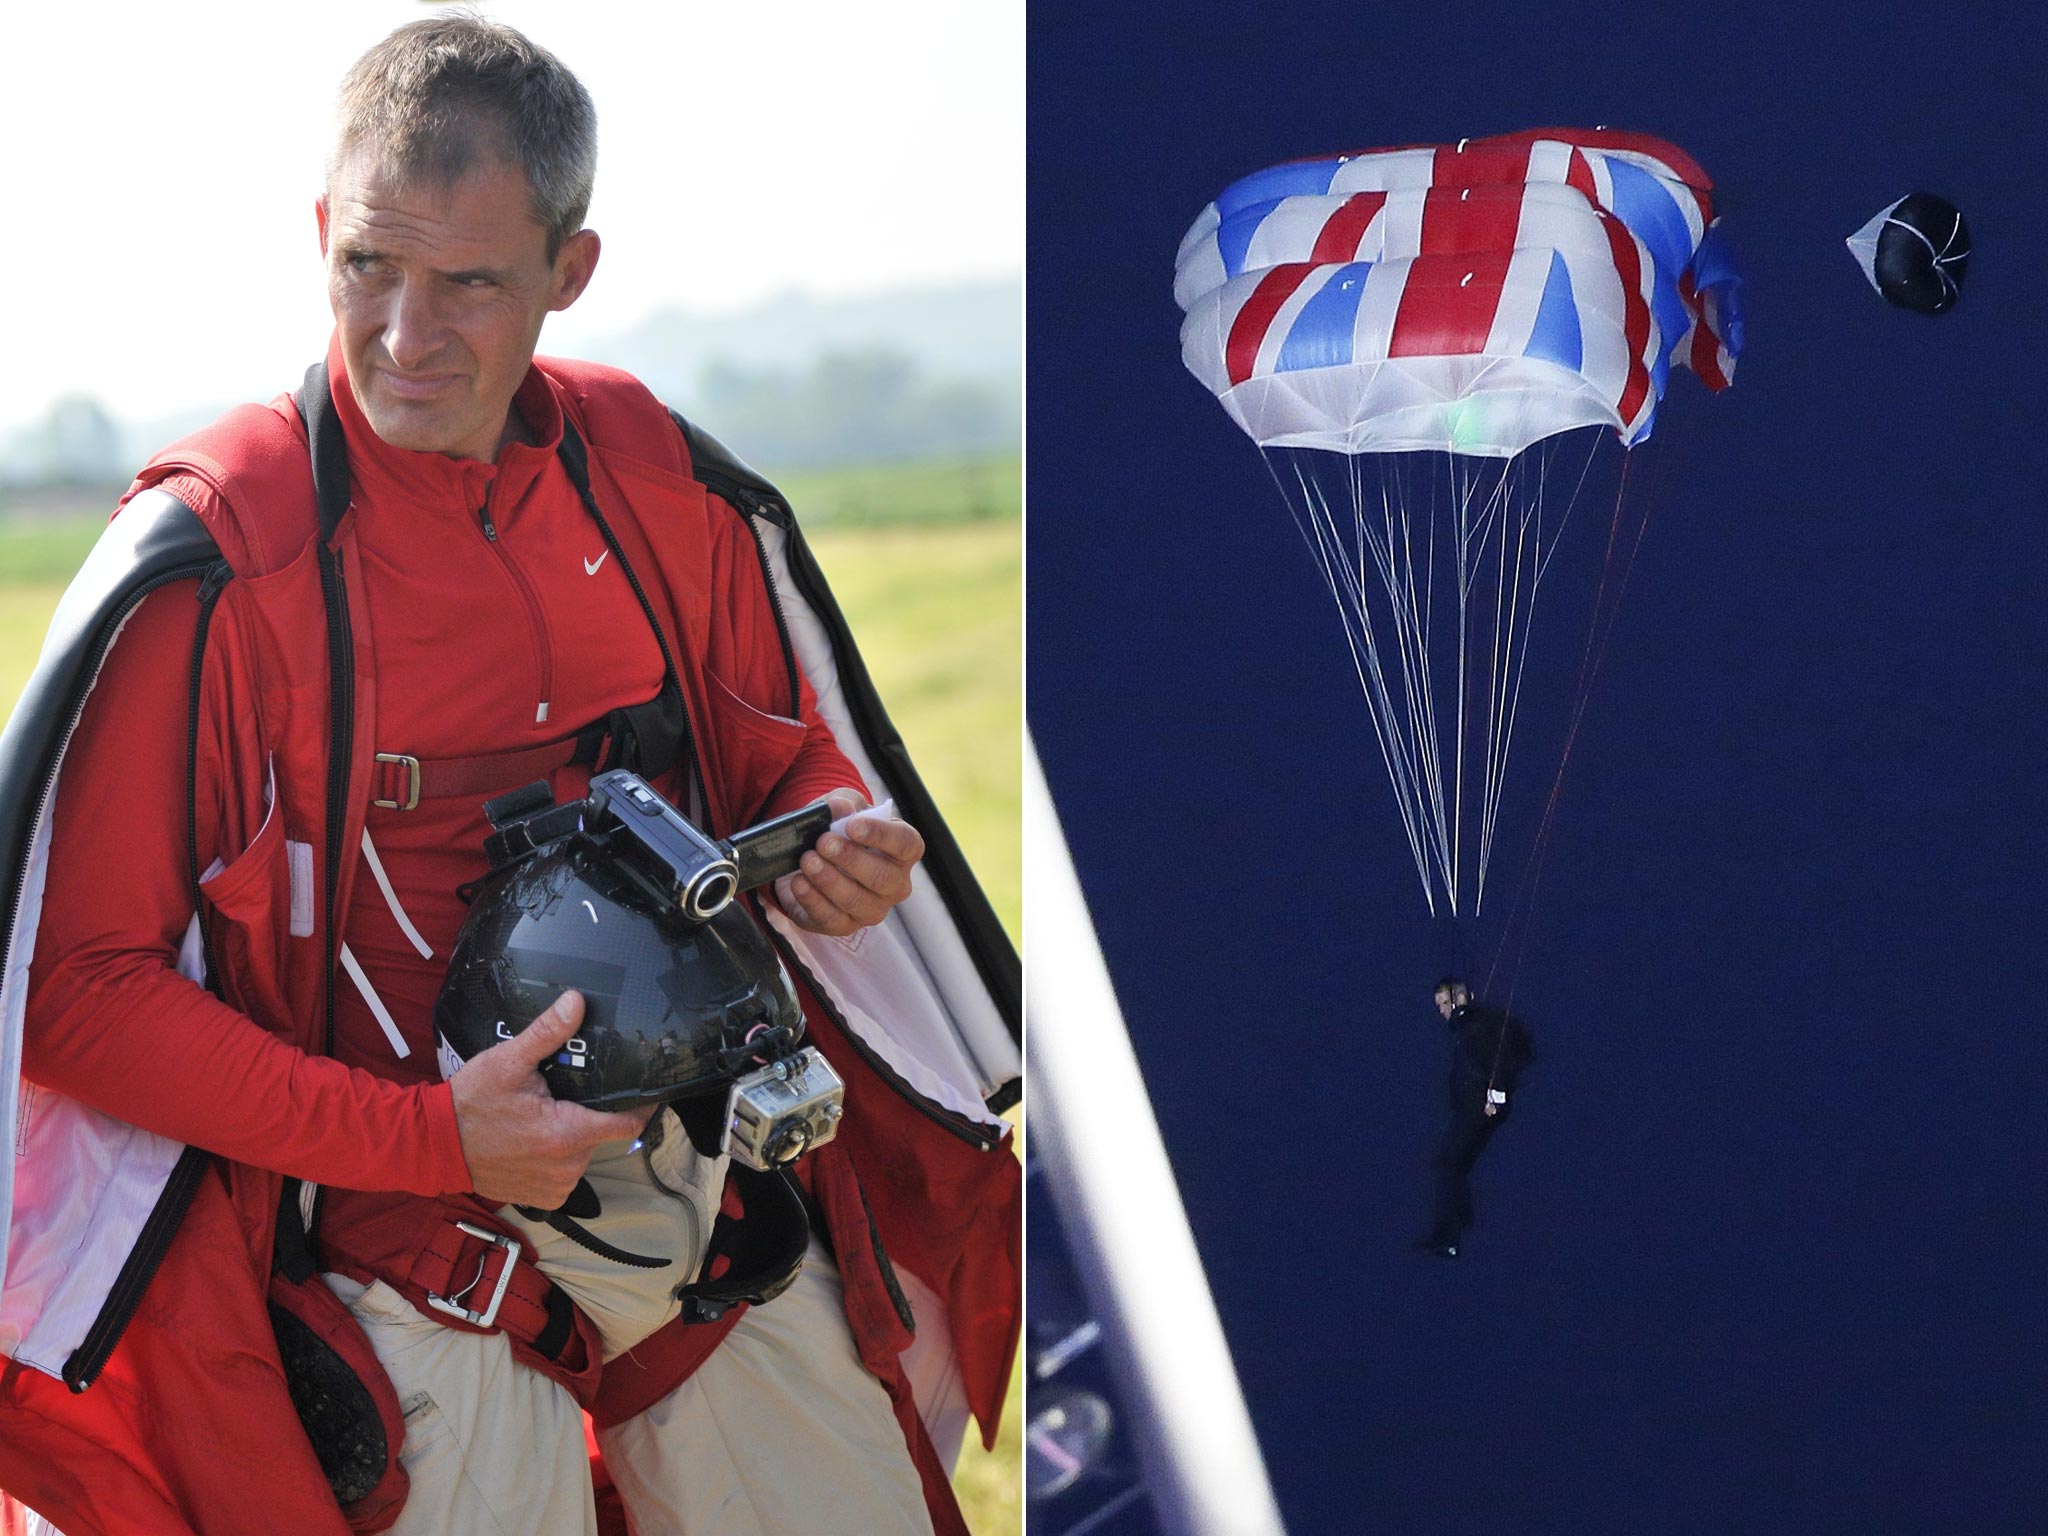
[0,16,1019,1536]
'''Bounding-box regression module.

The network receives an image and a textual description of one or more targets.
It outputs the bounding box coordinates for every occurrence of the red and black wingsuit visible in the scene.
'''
[0,344,1021,1536]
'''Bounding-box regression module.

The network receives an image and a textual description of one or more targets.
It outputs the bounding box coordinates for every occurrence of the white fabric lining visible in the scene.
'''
[755,518,1017,1118]
[2,598,191,1372]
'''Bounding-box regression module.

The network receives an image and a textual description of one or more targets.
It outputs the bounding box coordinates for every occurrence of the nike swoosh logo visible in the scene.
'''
[584,552,609,576]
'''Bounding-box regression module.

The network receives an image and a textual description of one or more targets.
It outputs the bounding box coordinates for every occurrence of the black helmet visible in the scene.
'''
[434,771,846,1169]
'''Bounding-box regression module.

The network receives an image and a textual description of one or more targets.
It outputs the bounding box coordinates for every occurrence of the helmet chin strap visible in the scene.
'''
[516,1182,673,1270]
[515,1090,730,1270]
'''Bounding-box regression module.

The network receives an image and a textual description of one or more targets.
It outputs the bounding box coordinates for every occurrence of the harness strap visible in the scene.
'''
[370,738,577,811]
[371,687,691,811]
[404,1219,585,1366]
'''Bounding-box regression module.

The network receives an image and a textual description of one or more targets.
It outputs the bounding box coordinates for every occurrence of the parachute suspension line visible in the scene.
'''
[1367,456,1454,901]
[1535,425,1608,589]
[1484,454,1530,912]
[1265,451,1438,910]
[1414,453,1457,896]
[1484,440,1653,1008]
[1477,428,1606,918]
[1331,448,1455,906]
[1298,463,1428,885]
[1476,450,1534,914]
[1451,452,1471,914]
[1338,458,1454,903]
[1392,454,1453,888]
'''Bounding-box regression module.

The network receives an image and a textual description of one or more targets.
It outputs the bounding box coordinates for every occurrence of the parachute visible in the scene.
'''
[1847,193,1970,315]
[1177,128,1742,974]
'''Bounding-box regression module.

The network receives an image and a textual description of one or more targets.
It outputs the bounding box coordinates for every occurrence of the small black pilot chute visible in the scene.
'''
[1847,193,1970,315]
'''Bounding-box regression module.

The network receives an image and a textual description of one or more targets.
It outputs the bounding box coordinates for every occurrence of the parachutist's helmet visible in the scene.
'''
[435,844,804,1111]
[434,773,845,1166]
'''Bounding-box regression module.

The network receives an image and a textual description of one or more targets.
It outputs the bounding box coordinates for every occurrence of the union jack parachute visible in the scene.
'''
[1177,128,1742,457]
[1179,130,1741,974]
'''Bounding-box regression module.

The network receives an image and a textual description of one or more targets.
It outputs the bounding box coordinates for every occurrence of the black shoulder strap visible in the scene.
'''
[558,415,698,791]
[300,362,351,543]
[670,411,788,520]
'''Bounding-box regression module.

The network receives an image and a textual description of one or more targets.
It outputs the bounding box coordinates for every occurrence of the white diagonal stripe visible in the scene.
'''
[360,828,432,959]
[340,943,412,1059]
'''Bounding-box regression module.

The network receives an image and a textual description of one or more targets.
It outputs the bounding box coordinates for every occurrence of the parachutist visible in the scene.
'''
[1414,977,1533,1257]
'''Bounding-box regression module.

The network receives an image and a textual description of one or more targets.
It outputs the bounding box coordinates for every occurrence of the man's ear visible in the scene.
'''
[316,196,330,258]
[550,228,602,312]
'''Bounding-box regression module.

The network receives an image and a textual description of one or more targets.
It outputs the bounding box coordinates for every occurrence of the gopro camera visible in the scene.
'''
[725,1047,847,1169]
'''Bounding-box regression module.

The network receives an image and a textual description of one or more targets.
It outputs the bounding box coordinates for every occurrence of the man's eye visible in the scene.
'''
[345,253,380,274]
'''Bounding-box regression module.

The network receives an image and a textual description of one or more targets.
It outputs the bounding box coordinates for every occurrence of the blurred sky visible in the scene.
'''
[0,0,1022,436]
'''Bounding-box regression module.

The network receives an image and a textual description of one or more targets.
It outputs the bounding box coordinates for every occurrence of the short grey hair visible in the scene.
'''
[330,14,597,259]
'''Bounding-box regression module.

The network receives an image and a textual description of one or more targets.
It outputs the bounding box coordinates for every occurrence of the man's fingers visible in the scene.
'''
[560,1102,649,1150]
[799,849,889,917]
[810,832,910,893]
[503,990,584,1066]
[781,872,857,935]
[821,788,870,822]
[842,814,923,864]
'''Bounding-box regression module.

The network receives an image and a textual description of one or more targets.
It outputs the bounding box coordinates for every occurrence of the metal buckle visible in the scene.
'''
[425,1221,520,1328]
[373,753,422,812]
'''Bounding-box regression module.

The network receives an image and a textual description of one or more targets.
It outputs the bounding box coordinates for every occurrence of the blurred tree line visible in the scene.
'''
[1,395,127,490]
[695,347,1020,470]
[1,346,1022,501]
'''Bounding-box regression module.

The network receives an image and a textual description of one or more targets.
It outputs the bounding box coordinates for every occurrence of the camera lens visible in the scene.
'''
[683,865,739,921]
[764,1121,813,1164]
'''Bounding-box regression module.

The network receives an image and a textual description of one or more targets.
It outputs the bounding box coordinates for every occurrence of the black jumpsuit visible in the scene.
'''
[1421,1002,1534,1250]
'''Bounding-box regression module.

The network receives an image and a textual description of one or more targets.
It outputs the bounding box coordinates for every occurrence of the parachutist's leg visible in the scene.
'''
[1455,1104,1510,1235]
[1424,1105,1486,1246]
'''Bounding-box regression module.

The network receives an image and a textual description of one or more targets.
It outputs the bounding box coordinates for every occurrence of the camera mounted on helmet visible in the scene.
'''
[434,771,847,1172]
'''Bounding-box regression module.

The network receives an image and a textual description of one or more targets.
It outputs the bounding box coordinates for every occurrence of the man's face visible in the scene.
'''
[318,145,599,462]
[1435,984,1468,1019]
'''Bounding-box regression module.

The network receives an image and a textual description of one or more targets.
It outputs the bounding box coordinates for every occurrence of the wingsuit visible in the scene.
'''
[0,340,1021,1536]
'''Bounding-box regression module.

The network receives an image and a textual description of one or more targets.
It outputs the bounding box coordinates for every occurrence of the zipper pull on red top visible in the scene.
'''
[472,476,500,543]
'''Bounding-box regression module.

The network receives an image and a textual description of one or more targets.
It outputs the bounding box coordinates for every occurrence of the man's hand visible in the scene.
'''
[448,990,645,1209]
[773,789,924,937]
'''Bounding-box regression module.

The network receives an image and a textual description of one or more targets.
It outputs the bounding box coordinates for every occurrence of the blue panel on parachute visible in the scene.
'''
[1214,159,1339,220]
[1217,198,1283,281]
[1276,265,1372,374]
[1525,251,1583,375]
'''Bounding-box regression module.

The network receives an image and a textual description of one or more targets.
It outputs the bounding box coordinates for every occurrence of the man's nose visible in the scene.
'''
[383,277,444,370]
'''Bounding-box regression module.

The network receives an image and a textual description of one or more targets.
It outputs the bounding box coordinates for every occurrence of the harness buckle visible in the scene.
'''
[425,1221,521,1328]
[372,753,422,812]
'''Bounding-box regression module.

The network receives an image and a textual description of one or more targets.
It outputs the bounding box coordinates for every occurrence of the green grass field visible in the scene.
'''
[780,454,1021,529]
[0,461,1023,1533]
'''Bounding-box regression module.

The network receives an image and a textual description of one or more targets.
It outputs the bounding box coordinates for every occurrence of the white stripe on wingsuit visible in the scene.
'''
[360,828,433,960]
[340,943,412,1059]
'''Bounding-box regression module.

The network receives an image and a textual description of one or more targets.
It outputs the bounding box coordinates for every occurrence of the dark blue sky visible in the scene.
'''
[1028,5,2048,1532]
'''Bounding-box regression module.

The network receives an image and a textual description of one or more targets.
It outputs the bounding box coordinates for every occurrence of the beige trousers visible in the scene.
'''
[325,1112,937,1536]
[323,1271,601,1536]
